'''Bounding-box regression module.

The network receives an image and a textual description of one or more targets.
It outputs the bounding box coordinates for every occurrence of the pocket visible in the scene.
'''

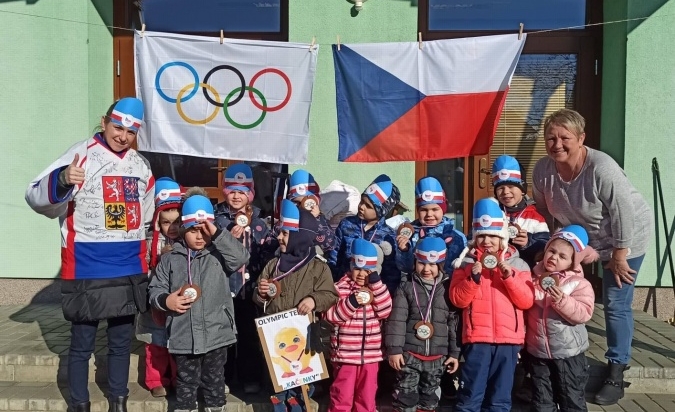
[224,307,235,329]
[62,291,88,322]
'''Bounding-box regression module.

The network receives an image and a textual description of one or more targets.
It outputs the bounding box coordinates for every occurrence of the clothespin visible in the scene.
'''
[220,30,224,44]
[418,32,423,50]
[518,23,524,40]
[140,23,146,38]
[309,36,316,52]
[337,35,341,51]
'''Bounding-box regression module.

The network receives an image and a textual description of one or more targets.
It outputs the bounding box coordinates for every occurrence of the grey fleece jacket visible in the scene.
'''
[148,229,250,355]
[532,147,652,261]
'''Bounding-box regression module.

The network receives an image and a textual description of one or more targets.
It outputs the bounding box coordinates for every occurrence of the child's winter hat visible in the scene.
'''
[415,237,448,264]
[547,225,599,266]
[223,163,255,202]
[108,97,144,132]
[492,155,527,195]
[181,189,214,228]
[154,177,183,209]
[279,199,300,232]
[363,174,401,219]
[415,176,447,213]
[351,239,379,270]
[472,197,510,250]
[288,169,321,200]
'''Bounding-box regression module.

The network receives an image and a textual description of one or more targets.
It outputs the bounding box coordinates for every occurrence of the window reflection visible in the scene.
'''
[428,0,586,31]
[140,152,218,188]
[426,158,465,233]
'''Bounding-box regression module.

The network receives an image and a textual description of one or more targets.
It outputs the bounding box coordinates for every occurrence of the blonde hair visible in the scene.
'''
[543,108,585,137]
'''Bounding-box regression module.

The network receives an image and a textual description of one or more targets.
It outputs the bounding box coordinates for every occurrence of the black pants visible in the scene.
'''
[393,353,446,412]
[225,296,264,385]
[530,352,589,412]
[174,346,228,410]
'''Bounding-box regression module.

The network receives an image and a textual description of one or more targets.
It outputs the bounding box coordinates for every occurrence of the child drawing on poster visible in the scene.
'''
[272,327,314,377]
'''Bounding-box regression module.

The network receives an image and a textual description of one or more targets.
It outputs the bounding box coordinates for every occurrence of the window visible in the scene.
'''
[428,0,586,31]
[140,0,283,33]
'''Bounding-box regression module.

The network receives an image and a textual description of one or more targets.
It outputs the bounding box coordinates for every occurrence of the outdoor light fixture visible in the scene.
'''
[350,0,368,11]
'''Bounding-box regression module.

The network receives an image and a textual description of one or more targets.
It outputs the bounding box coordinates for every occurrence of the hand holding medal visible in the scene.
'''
[396,222,415,252]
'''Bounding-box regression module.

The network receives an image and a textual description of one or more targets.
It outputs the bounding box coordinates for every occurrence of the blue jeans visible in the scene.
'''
[68,315,135,405]
[454,343,520,412]
[602,254,645,365]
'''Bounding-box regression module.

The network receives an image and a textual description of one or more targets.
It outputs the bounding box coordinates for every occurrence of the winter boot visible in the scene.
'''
[205,407,224,412]
[68,401,91,412]
[594,363,630,405]
[107,396,128,412]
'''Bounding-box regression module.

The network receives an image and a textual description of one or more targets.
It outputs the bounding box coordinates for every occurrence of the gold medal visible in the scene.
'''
[235,205,253,228]
[508,222,521,239]
[267,280,282,299]
[355,288,374,305]
[300,195,319,212]
[539,273,560,291]
[397,222,415,239]
[414,321,434,340]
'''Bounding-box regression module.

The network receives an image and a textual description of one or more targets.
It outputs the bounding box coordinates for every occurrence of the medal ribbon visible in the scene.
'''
[361,222,378,242]
[187,249,194,286]
[412,276,438,323]
[280,350,304,364]
[272,249,313,282]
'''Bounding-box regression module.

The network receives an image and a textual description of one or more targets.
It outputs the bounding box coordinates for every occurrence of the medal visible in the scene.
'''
[539,272,560,291]
[179,283,201,302]
[300,195,319,212]
[290,360,302,372]
[235,205,253,228]
[508,223,521,239]
[267,280,281,299]
[414,321,434,340]
[481,252,500,269]
[412,276,438,341]
[355,288,374,305]
[397,222,415,240]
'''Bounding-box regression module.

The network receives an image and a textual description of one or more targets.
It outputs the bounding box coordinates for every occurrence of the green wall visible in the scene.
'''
[288,0,418,211]
[602,0,675,286]
[1,1,113,278]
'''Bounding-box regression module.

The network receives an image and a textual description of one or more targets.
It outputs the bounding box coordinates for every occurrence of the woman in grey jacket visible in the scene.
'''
[149,189,249,412]
[532,109,652,406]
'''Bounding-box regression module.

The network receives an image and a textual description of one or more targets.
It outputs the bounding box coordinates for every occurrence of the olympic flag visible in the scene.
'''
[334,34,525,162]
[135,31,318,164]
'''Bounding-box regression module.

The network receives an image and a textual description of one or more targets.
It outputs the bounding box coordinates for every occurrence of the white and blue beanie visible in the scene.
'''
[181,194,214,228]
[492,155,526,194]
[415,237,447,265]
[548,224,599,265]
[472,197,510,250]
[279,199,300,232]
[351,239,379,270]
[154,177,183,209]
[288,169,320,200]
[415,176,447,213]
[223,163,255,202]
[108,97,144,132]
[363,174,401,218]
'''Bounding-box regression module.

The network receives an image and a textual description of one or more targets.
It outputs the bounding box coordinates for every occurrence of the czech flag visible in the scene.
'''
[333,34,526,162]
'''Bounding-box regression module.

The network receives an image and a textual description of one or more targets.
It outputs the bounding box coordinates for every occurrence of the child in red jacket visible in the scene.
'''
[450,198,534,412]
[325,239,393,412]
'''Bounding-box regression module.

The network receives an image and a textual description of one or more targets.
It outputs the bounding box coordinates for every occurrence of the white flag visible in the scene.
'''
[135,31,318,164]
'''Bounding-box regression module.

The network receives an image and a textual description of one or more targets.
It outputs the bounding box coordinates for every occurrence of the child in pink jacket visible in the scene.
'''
[325,239,392,412]
[526,225,597,412]
[450,198,534,412]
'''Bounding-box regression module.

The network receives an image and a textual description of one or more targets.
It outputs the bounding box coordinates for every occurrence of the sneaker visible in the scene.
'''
[150,387,167,398]
[244,382,261,394]
[224,384,230,395]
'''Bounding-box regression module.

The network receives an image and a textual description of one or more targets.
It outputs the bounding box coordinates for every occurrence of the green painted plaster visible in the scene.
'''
[1,1,113,278]
[288,0,419,213]
[614,0,675,286]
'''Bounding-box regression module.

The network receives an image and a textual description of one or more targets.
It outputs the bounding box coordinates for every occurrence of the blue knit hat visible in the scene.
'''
[109,97,144,132]
[492,155,526,194]
[415,237,447,264]
[415,176,447,212]
[547,225,600,266]
[472,198,509,250]
[181,195,214,228]
[363,174,401,218]
[351,239,379,270]
[279,199,300,232]
[288,169,320,200]
[154,177,183,209]
[223,163,254,193]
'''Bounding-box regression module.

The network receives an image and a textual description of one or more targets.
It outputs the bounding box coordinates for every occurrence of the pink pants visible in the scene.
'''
[145,343,176,390]
[328,362,379,412]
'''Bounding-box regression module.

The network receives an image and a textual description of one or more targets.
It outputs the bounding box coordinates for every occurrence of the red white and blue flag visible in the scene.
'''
[333,34,525,162]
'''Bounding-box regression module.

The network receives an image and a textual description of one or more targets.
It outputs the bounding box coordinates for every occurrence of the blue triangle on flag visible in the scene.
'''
[333,44,425,161]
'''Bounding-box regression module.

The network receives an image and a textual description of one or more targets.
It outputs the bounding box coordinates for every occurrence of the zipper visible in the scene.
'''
[543,295,552,358]
[361,305,366,362]
[422,278,432,356]
[491,269,496,344]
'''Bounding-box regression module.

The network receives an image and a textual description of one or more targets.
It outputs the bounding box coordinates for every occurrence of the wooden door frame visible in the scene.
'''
[416,0,603,232]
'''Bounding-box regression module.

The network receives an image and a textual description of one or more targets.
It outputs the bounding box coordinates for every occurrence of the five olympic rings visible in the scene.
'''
[154,61,292,129]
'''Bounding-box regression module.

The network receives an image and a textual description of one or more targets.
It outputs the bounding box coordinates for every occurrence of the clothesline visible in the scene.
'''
[0,8,669,41]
